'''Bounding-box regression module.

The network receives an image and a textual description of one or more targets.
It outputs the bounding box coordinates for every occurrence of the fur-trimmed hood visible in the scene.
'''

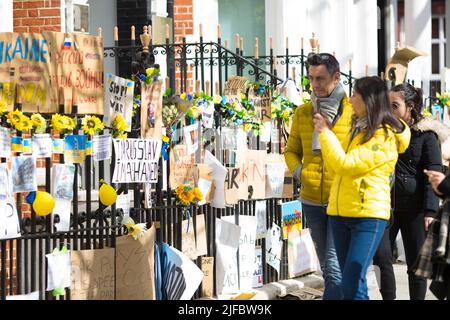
[412,117,450,143]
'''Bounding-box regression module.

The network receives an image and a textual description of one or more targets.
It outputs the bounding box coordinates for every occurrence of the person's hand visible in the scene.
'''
[424,169,445,195]
[313,113,330,133]
[424,216,434,231]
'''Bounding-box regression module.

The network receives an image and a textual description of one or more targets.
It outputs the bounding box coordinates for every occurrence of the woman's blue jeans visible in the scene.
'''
[329,216,387,300]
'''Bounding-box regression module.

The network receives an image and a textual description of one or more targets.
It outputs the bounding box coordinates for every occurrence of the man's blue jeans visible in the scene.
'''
[302,203,342,300]
[329,216,387,300]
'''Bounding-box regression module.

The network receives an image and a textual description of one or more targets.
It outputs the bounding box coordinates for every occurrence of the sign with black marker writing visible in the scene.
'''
[112,138,161,183]
[104,73,134,131]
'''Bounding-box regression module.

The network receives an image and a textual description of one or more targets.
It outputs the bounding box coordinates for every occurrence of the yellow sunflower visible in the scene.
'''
[63,116,76,132]
[51,114,66,132]
[31,114,46,128]
[243,123,252,132]
[0,101,7,114]
[7,109,23,128]
[122,216,147,240]
[193,187,203,201]
[81,115,104,136]
[16,115,33,132]
[115,132,128,139]
[112,114,129,132]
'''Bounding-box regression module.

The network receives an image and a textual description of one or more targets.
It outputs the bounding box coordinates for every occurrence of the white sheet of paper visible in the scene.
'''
[32,134,52,158]
[255,200,267,239]
[46,250,71,291]
[289,229,319,276]
[222,215,257,292]
[183,123,199,155]
[116,193,130,216]
[252,246,263,288]
[0,128,11,158]
[236,127,248,152]
[144,182,152,208]
[53,199,71,232]
[197,178,212,206]
[204,150,228,209]
[221,127,237,150]
[266,162,285,198]
[259,122,272,143]
[266,222,282,274]
[6,291,40,300]
[0,199,21,240]
[93,134,111,161]
[200,101,215,128]
[0,163,13,198]
[215,218,241,295]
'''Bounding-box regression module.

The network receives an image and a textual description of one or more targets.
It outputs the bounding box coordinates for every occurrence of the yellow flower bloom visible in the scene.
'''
[116,132,128,139]
[234,101,242,112]
[213,95,222,104]
[188,106,200,119]
[112,114,129,132]
[63,116,76,132]
[51,114,66,132]
[243,123,252,132]
[17,115,33,132]
[180,92,187,100]
[81,115,104,136]
[31,114,46,128]
[8,109,23,128]
[122,216,147,240]
[282,109,291,119]
[193,187,203,201]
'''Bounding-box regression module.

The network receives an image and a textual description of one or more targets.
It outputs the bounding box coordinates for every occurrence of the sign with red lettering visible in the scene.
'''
[235,149,266,200]
[44,32,104,114]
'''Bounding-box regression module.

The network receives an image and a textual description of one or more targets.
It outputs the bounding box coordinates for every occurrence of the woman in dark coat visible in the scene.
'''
[373,83,444,300]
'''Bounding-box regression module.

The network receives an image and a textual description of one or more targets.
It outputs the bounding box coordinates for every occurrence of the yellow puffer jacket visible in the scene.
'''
[319,122,411,220]
[284,96,353,204]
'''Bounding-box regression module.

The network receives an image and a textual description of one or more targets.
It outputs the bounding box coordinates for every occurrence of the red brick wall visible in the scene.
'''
[174,0,194,93]
[13,0,62,33]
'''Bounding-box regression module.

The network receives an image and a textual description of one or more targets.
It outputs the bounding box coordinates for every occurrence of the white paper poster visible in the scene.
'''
[53,199,71,232]
[52,164,75,201]
[112,138,161,183]
[259,122,272,143]
[104,73,134,131]
[32,134,52,158]
[144,182,152,208]
[160,243,204,300]
[222,215,257,292]
[266,222,282,274]
[183,123,199,155]
[221,127,236,150]
[116,193,130,216]
[252,246,263,288]
[215,218,241,295]
[199,101,215,128]
[204,150,227,209]
[12,156,37,193]
[266,162,286,198]
[6,291,40,300]
[255,200,267,239]
[197,178,212,206]
[0,127,11,158]
[46,249,71,291]
[93,134,111,161]
[0,164,20,240]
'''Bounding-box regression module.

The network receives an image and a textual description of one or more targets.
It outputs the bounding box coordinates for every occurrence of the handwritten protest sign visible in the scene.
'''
[0,32,52,112]
[236,149,266,200]
[252,246,263,288]
[44,32,104,114]
[71,248,115,300]
[104,73,134,130]
[141,81,163,140]
[116,225,156,300]
[225,167,240,205]
[112,138,161,183]
[223,76,247,105]
[201,257,214,298]
[266,162,286,198]
[169,144,194,188]
[248,88,272,122]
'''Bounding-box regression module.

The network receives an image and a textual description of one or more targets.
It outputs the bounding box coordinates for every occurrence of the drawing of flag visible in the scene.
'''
[11,136,23,152]
[62,37,72,50]
[22,138,32,154]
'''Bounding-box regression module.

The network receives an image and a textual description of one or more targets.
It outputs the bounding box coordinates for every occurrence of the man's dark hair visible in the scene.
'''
[306,53,340,75]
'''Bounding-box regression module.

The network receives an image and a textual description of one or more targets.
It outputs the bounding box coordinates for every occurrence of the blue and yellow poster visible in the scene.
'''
[64,135,86,164]
[281,200,302,240]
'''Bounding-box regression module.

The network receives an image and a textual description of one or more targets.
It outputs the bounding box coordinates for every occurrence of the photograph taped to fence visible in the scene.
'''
[12,155,37,193]
[112,138,162,183]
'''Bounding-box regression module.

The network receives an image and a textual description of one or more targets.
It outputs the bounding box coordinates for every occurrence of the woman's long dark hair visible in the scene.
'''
[390,82,424,125]
[354,76,405,144]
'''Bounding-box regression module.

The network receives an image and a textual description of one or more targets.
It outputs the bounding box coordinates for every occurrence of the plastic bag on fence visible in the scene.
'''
[287,228,320,278]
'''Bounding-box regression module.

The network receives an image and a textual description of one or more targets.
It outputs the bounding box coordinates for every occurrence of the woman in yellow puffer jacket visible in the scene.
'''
[313,76,411,300]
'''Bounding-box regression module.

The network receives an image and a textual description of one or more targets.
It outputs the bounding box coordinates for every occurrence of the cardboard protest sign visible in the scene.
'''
[385,46,427,85]
[116,225,156,300]
[281,200,302,240]
[287,228,320,278]
[223,76,248,105]
[236,149,266,200]
[252,246,263,288]
[141,81,163,140]
[222,215,257,292]
[12,155,37,193]
[71,248,115,300]
[181,214,208,260]
[104,73,134,130]
[0,32,53,112]
[169,144,195,189]
[160,243,204,300]
[282,169,294,198]
[201,257,214,298]
[225,167,240,205]
[215,218,241,295]
[248,87,272,122]
[44,32,104,114]
[112,138,161,183]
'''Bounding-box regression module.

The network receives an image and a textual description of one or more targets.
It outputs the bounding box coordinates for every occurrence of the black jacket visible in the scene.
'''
[393,120,443,218]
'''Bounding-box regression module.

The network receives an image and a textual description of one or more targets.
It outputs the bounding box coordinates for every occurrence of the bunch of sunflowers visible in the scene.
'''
[111,114,129,138]
[174,183,203,207]
[81,115,105,136]
[51,114,76,134]
[31,114,47,134]
[7,109,33,133]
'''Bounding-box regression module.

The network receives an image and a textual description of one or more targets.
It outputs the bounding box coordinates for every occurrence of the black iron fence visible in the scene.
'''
[0,29,359,300]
